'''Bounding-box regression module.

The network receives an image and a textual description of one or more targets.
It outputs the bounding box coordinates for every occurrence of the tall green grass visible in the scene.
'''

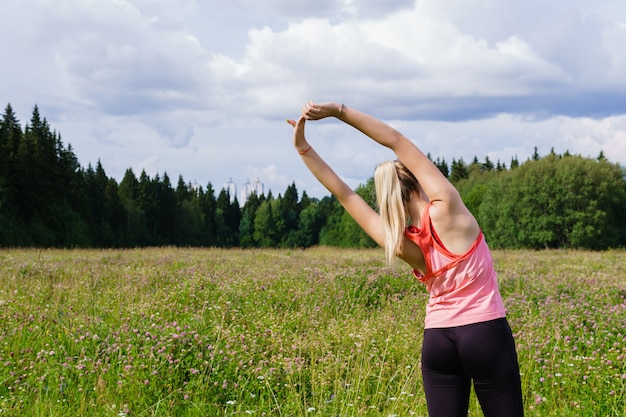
[0,248,624,416]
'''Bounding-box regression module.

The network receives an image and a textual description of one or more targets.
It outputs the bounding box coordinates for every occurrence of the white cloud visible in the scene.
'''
[1,0,625,200]
[556,115,626,161]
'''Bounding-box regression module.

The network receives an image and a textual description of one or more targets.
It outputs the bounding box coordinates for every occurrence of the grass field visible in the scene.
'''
[0,247,624,416]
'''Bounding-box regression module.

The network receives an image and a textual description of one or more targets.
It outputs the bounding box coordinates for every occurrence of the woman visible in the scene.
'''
[287,101,524,417]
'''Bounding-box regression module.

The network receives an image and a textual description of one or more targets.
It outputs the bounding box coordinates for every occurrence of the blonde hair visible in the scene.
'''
[374,160,420,264]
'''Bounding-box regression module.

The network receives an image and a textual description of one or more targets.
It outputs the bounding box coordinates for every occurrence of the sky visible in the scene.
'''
[2,0,626,200]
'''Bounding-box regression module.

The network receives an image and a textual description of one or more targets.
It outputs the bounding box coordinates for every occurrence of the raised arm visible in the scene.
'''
[287,117,385,248]
[301,101,479,254]
[301,101,457,206]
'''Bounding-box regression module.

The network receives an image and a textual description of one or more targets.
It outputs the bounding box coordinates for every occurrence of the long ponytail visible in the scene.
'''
[374,160,419,265]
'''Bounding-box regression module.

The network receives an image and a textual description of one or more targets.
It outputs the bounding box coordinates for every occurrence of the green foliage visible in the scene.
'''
[319,180,377,248]
[253,200,277,247]
[0,248,624,416]
[1,103,625,250]
[449,157,469,184]
[478,154,626,249]
[293,202,325,247]
[200,183,219,246]
[0,176,21,245]
[175,199,205,246]
[455,168,498,218]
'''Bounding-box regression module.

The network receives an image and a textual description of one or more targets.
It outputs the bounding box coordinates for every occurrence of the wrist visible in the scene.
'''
[336,103,346,119]
[296,143,312,155]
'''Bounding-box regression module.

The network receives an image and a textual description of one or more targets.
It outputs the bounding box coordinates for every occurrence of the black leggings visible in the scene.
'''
[421,318,524,417]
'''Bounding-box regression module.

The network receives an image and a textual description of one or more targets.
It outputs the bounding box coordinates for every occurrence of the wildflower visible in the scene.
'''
[226,400,236,405]
[307,407,316,412]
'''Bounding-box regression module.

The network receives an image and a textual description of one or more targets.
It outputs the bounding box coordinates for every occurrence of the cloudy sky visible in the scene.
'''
[2,0,626,200]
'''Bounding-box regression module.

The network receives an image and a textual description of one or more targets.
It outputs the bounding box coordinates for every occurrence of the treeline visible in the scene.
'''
[1,104,625,249]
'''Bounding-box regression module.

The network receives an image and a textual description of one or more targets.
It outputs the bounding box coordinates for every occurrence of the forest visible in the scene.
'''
[1,103,625,249]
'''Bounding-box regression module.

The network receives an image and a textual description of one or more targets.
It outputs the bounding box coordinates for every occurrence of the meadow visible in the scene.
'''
[0,247,624,416]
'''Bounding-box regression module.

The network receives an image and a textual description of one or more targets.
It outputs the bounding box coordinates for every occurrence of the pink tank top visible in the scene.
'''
[404,204,506,329]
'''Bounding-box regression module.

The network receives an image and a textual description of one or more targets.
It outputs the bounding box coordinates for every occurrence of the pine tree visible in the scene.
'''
[253,199,277,247]
[449,158,469,184]
[117,168,145,246]
[199,182,218,246]
[156,172,177,243]
[175,175,191,203]
[481,156,494,172]
[239,192,261,248]
[216,188,240,247]
[82,161,111,246]
[97,178,124,247]
[0,104,23,242]
[0,104,22,182]
[532,146,540,161]
[435,157,450,177]
[138,170,159,243]
[14,111,39,225]
[278,182,300,247]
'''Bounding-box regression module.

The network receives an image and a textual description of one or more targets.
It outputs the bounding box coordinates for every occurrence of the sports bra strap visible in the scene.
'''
[416,230,484,283]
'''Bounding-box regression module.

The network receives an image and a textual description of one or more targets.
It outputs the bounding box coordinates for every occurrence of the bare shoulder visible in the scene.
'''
[429,197,480,255]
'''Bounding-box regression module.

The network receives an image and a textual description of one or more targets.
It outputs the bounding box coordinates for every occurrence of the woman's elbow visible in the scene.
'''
[389,131,412,151]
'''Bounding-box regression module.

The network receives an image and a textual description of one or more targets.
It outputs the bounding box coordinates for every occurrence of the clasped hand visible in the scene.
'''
[287,101,341,151]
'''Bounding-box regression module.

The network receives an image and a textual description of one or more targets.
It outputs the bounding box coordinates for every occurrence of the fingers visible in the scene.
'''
[301,100,318,119]
[290,100,321,124]
[286,117,306,129]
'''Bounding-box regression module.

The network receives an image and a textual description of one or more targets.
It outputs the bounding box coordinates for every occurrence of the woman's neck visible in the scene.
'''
[407,192,428,228]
